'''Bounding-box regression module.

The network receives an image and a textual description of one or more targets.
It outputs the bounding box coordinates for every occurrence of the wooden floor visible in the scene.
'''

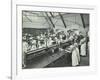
[25,49,89,69]
[46,53,89,68]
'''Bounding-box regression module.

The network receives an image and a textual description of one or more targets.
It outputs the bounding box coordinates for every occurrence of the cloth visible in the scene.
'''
[80,38,86,56]
[72,46,80,66]
[22,41,29,67]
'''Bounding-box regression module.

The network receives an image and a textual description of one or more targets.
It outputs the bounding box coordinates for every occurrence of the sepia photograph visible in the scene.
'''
[22,11,90,69]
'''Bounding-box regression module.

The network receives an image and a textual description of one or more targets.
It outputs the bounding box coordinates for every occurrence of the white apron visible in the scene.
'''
[72,46,80,66]
[80,38,86,56]
[22,42,28,67]
[81,42,86,56]
[88,31,90,53]
[31,40,36,50]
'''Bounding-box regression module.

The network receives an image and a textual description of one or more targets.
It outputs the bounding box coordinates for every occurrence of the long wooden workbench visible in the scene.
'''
[24,40,72,68]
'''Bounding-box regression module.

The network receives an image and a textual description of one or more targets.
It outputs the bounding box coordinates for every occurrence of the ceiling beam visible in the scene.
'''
[23,14,32,22]
[50,12,54,18]
[59,13,67,28]
[80,14,85,28]
[45,12,55,28]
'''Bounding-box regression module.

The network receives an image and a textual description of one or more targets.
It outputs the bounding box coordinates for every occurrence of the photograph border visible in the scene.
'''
[11,2,97,80]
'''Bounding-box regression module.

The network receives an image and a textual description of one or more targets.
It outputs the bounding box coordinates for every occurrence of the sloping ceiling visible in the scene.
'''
[22,11,89,31]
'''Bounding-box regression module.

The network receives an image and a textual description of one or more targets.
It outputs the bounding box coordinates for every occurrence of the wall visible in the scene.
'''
[0,0,99,80]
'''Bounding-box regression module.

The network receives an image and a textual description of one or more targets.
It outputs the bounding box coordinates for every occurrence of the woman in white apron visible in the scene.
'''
[80,37,86,56]
[47,37,55,53]
[65,42,80,66]
[31,39,36,50]
[71,43,80,66]
[47,37,53,46]
[22,39,29,68]
[65,33,80,66]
